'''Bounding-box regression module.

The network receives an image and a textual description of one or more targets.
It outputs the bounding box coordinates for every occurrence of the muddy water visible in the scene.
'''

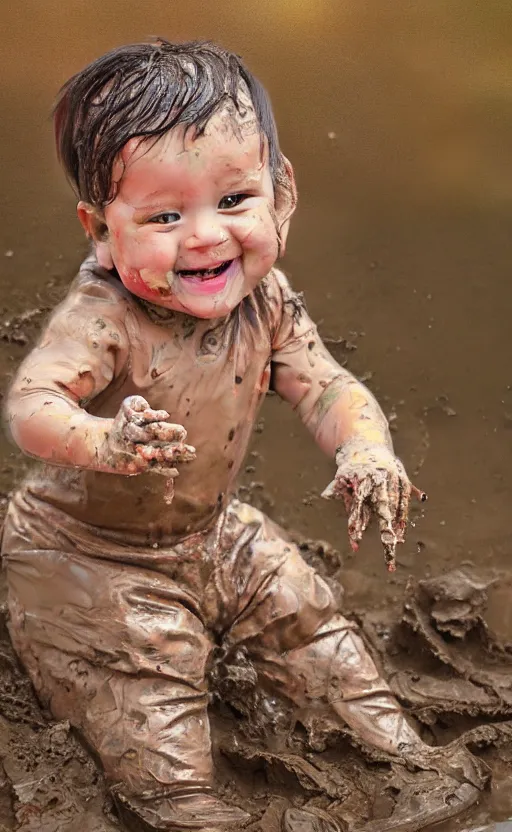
[1,1,512,829]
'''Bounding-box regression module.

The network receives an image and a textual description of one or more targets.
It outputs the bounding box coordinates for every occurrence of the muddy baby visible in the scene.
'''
[2,40,488,832]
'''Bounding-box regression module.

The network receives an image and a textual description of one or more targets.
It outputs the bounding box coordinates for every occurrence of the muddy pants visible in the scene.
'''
[2,490,413,805]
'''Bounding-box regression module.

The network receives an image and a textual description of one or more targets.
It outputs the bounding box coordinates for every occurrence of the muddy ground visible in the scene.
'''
[1,1,512,829]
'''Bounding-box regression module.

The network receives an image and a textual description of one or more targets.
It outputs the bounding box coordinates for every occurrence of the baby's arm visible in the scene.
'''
[270,275,391,453]
[5,279,194,478]
[271,274,420,570]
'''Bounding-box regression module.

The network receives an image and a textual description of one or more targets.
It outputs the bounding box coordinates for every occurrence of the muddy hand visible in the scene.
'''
[322,437,425,572]
[101,395,196,493]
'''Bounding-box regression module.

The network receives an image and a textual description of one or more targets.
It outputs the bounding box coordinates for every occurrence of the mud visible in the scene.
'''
[2,1,512,830]
[1,544,512,829]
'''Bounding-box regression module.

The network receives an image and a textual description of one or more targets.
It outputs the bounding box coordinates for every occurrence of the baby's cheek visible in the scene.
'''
[115,236,161,272]
[111,237,174,297]
[236,214,279,259]
[118,267,171,301]
[119,267,150,294]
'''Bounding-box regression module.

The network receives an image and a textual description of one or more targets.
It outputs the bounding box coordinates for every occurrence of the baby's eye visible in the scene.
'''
[148,212,181,225]
[218,193,250,210]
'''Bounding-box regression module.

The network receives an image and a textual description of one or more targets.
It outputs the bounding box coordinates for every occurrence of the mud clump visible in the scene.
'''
[371,569,512,721]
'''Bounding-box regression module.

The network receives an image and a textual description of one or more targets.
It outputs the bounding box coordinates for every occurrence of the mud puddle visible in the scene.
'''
[1,532,512,829]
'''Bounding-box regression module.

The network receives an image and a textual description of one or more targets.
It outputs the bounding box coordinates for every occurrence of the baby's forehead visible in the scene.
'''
[118,97,264,174]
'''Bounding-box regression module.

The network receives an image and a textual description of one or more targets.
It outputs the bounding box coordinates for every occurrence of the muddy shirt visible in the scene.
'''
[6,256,315,545]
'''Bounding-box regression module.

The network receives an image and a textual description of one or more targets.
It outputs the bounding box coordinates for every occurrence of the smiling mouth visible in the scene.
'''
[177,260,233,280]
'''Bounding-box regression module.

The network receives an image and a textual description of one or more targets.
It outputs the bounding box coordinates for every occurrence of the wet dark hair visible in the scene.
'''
[54,39,284,208]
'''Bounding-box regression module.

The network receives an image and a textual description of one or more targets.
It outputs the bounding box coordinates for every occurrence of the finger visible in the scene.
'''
[338,477,356,517]
[383,538,397,573]
[134,445,183,471]
[372,480,395,538]
[360,501,372,535]
[124,421,187,444]
[395,476,412,543]
[322,476,354,518]
[371,478,398,572]
[385,469,401,533]
[122,397,170,426]
[135,443,196,464]
[347,474,374,549]
[349,501,372,551]
[130,407,171,427]
[412,484,428,503]
[147,422,187,443]
[165,443,196,463]
[122,395,150,415]
[137,407,172,424]
[321,479,337,500]
[120,452,180,478]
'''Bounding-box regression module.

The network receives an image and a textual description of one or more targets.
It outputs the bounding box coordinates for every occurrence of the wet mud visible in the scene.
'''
[2,1,512,830]
[0,535,512,830]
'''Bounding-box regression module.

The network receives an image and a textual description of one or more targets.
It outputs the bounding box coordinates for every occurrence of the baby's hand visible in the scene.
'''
[321,437,425,572]
[101,396,196,481]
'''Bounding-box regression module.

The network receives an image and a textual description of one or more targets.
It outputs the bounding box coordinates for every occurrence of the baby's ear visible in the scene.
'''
[77,202,114,270]
[274,156,297,257]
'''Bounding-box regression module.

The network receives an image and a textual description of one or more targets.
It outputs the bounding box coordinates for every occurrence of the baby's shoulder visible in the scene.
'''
[261,266,289,297]
[262,267,304,309]
[49,256,138,329]
[258,268,312,350]
[71,256,133,308]
[259,267,305,326]
[37,256,137,351]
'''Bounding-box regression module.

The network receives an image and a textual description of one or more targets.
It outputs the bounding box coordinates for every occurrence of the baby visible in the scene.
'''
[2,40,487,832]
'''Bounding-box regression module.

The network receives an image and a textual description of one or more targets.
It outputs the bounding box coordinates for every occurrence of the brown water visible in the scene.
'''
[1,1,512,829]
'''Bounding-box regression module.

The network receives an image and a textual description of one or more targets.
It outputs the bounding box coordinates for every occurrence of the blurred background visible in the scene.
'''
[1,0,512,601]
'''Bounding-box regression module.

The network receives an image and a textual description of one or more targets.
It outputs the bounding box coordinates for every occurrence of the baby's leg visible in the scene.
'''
[218,505,418,754]
[216,503,488,817]
[4,545,247,831]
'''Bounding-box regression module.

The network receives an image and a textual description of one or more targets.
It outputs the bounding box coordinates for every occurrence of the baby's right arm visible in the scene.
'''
[5,278,194,476]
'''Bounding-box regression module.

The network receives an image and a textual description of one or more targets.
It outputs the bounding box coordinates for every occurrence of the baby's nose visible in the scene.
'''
[183,214,227,250]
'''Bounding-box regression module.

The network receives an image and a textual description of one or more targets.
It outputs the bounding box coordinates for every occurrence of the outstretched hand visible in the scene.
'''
[322,437,426,571]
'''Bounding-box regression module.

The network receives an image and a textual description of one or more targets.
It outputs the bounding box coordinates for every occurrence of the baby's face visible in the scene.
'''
[97,102,281,318]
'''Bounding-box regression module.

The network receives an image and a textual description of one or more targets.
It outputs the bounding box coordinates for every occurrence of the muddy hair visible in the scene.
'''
[54,39,284,208]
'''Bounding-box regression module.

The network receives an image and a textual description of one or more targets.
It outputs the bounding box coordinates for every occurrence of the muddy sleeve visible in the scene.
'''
[270,271,390,455]
[4,274,130,469]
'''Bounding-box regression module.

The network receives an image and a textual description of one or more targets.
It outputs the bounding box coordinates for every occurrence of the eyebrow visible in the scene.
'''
[132,202,177,215]
[220,172,262,191]
[133,169,264,207]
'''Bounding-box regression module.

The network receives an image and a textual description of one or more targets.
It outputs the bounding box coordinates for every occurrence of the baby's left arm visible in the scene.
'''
[271,275,422,571]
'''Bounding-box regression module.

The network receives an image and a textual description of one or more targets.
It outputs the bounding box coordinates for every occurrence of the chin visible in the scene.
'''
[175,278,255,319]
